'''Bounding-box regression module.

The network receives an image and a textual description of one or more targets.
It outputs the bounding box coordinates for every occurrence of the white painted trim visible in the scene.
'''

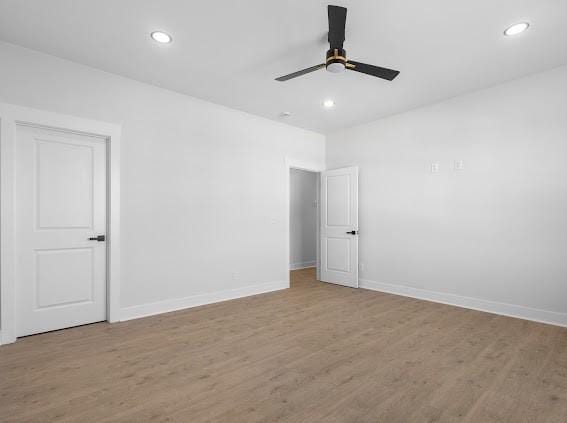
[360,279,567,328]
[0,102,121,345]
[121,281,287,321]
[285,157,325,284]
[290,261,317,270]
[285,158,326,173]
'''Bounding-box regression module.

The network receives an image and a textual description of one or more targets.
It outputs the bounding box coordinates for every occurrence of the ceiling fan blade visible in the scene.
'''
[275,64,325,81]
[328,5,347,49]
[347,61,400,81]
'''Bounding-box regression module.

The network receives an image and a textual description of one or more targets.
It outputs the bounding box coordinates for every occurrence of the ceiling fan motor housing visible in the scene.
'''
[326,48,347,73]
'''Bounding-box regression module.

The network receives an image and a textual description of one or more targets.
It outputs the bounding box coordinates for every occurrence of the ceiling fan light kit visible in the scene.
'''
[326,48,350,73]
[275,5,400,82]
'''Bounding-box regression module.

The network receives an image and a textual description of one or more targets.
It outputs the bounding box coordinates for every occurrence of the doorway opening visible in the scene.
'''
[289,168,320,286]
[286,164,359,290]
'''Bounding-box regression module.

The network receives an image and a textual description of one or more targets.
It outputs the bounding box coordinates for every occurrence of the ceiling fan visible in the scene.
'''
[275,5,400,82]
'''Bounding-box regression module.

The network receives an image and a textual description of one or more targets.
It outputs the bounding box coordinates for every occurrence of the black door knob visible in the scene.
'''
[346,230,358,235]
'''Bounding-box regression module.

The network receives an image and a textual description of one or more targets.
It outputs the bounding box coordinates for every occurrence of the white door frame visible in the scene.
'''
[0,103,121,345]
[285,157,326,284]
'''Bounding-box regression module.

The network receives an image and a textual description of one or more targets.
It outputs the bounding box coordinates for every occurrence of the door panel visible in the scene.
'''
[15,125,107,337]
[326,237,350,272]
[35,248,94,308]
[37,139,94,229]
[320,167,358,287]
[326,175,351,226]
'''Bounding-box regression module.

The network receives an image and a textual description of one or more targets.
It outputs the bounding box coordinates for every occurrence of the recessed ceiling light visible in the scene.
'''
[504,22,529,36]
[322,99,335,109]
[280,111,292,118]
[151,31,172,44]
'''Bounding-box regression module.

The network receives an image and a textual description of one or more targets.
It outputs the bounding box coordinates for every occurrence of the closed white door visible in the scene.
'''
[15,124,107,337]
[320,166,359,287]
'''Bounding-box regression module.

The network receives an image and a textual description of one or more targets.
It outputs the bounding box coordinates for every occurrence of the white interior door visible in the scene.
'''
[320,166,359,287]
[15,124,107,337]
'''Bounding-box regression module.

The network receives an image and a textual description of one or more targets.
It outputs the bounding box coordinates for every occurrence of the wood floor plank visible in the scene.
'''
[1,268,566,422]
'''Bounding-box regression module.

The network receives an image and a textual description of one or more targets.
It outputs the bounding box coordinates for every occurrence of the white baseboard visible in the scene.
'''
[290,261,316,270]
[359,279,567,328]
[121,280,288,322]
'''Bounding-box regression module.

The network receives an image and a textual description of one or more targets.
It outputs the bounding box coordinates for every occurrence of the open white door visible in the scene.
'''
[320,166,358,287]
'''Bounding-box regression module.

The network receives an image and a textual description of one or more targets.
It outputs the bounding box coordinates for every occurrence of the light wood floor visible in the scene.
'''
[1,268,567,422]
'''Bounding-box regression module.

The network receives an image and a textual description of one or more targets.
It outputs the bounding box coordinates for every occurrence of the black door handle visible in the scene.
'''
[88,235,106,242]
[346,230,358,235]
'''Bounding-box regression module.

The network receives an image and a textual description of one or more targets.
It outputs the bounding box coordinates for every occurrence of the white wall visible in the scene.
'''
[327,65,567,326]
[289,169,318,269]
[2,40,565,329]
[0,42,325,320]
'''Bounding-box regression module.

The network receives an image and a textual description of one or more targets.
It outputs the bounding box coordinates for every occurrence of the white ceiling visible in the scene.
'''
[1,0,566,134]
